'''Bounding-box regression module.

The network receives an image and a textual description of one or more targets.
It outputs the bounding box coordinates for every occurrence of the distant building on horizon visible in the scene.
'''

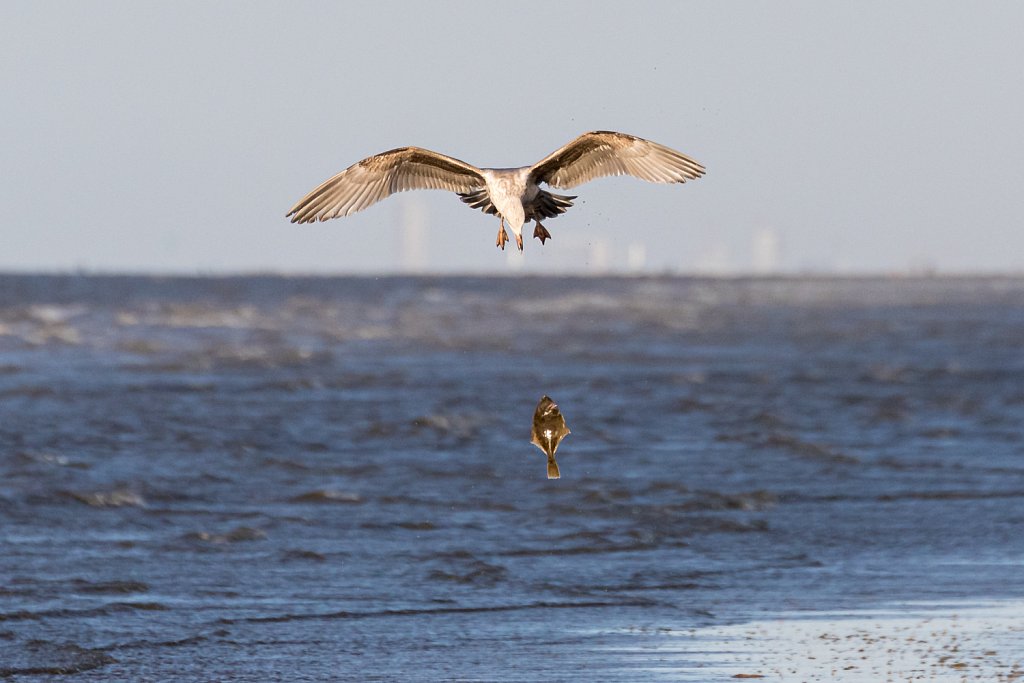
[751,227,781,273]
[399,200,429,273]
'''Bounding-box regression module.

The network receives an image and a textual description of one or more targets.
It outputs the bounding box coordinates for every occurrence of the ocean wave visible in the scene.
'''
[0,641,116,677]
[218,598,659,625]
[289,489,363,504]
[185,526,267,544]
[64,488,146,508]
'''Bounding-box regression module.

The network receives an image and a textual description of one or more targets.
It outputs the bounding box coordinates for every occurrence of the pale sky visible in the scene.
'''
[2,1,1022,275]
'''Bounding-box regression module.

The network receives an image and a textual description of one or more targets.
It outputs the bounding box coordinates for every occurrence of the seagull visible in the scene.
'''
[287,131,705,251]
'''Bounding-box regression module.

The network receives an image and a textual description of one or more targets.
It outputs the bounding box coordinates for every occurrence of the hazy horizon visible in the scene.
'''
[4,266,1023,279]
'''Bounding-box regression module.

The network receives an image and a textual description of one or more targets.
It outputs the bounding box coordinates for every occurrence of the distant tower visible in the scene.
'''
[626,242,647,272]
[590,239,611,274]
[505,244,525,271]
[751,227,780,274]
[400,199,429,272]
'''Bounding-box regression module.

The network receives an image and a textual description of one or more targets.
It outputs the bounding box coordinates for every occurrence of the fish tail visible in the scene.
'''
[547,456,560,480]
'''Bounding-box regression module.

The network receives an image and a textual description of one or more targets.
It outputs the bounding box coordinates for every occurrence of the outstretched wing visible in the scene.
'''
[528,131,705,190]
[457,187,499,216]
[287,147,486,223]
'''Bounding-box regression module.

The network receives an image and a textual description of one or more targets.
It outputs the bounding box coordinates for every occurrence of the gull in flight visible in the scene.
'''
[287,131,705,251]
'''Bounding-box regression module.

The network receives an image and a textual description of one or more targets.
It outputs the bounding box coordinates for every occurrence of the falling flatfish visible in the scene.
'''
[531,395,571,479]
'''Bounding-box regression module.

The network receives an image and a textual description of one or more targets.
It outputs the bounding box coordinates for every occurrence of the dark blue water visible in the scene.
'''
[1,275,1022,680]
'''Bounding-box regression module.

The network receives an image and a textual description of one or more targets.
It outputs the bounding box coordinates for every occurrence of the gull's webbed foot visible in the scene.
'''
[515,232,524,251]
[533,221,552,244]
[496,219,509,250]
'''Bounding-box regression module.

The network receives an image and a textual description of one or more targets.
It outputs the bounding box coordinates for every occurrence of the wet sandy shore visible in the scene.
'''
[598,600,1024,681]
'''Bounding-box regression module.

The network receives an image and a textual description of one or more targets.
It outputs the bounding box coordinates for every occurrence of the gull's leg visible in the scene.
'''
[515,231,524,251]
[496,217,509,250]
[533,220,552,244]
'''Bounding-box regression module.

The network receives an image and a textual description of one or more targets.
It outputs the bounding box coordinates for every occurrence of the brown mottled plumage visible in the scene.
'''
[287,131,705,252]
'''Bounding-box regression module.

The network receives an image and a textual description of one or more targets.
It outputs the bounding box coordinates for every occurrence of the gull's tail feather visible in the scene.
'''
[533,190,576,219]
[458,188,498,215]
[547,456,560,480]
[458,189,576,221]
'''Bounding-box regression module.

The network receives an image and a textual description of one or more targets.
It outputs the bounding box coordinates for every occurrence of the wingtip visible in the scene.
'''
[287,208,319,224]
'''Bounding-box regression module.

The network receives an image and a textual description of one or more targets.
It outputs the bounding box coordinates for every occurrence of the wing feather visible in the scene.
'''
[529,131,705,190]
[287,147,486,223]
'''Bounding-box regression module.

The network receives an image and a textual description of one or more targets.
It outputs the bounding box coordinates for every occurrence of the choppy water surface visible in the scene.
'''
[1,274,1022,680]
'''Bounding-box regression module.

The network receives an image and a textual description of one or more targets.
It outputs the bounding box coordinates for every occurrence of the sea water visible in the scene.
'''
[1,275,1022,680]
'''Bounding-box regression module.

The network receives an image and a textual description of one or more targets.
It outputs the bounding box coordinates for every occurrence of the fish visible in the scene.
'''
[531,395,571,479]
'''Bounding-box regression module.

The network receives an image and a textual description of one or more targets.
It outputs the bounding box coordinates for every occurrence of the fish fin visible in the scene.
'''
[547,456,560,479]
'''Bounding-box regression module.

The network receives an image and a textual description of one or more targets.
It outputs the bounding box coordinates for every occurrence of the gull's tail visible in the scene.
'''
[547,456,560,480]
[532,190,576,219]
[458,189,576,220]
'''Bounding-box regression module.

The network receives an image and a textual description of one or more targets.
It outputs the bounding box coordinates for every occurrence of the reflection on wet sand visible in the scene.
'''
[594,600,1024,681]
